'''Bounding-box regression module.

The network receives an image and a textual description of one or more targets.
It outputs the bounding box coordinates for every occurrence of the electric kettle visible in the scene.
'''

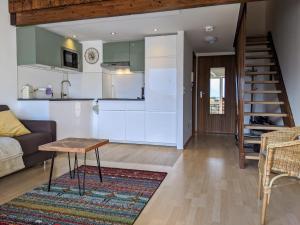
[21,84,35,99]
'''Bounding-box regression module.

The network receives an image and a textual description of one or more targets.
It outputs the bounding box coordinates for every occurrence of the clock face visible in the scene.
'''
[84,48,99,64]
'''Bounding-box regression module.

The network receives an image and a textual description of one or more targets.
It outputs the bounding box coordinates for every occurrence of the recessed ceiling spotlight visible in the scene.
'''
[205,25,215,32]
[111,32,117,36]
[154,28,159,32]
[204,36,218,44]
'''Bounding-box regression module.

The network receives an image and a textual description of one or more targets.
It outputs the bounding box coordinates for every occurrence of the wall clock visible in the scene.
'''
[84,48,99,64]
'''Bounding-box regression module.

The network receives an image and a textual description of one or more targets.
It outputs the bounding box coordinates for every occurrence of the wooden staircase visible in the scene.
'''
[239,33,295,167]
[234,4,294,168]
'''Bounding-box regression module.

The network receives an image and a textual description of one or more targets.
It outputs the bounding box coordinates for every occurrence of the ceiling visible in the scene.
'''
[40,4,240,53]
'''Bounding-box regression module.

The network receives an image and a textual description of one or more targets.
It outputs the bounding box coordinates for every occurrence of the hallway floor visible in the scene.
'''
[0,134,299,225]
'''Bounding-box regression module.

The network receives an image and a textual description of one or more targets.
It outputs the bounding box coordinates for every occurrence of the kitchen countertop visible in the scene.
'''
[18,98,145,101]
[97,98,145,101]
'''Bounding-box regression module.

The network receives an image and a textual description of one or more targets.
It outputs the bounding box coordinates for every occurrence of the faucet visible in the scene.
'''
[61,80,71,98]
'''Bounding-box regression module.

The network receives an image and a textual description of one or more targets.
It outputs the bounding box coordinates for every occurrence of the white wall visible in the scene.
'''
[183,34,194,145]
[0,1,18,111]
[247,1,268,36]
[177,31,193,149]
[18,66,64,98]
[266,0,300,125]
[102,70,144,99]
[69,40,103,98]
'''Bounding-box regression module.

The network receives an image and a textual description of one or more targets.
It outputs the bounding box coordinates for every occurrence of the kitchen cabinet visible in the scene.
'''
[17,100,93,140]
[98,110,126,141]
[145,35,177,58]
[99,101,127,111]
[98,110,145,142]
[17,26,82,71]
[97,101,145,142]
[125,111,145,142]
[49,101,93,139]
[130,40,145,72]
[145,57,177,112]
[103,40,145,71]
[103,42,130,63]
[125,101,145,111]
[145,112,177,144]
[144,35,178,146]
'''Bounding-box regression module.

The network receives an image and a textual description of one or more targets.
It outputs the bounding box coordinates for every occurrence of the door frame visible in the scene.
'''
[192,52,197,136]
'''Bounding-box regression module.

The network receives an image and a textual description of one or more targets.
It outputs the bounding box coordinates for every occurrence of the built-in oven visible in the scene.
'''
[61,47,79,71]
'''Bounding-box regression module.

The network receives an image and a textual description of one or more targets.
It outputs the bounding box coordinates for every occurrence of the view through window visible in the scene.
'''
[209,67,225,114]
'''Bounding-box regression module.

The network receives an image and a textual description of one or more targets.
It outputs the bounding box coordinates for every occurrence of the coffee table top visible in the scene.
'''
[39,138,109,153]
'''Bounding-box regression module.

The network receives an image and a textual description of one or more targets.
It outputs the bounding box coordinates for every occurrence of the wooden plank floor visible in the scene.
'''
[0,134,299,225]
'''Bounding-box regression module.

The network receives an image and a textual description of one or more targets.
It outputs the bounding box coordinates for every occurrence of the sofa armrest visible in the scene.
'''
[21,120,57,141]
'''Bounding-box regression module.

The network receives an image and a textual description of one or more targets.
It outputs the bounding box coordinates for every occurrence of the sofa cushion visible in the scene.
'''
[14,133,52,156]
[0,105,9,112]
[0,110,31,137]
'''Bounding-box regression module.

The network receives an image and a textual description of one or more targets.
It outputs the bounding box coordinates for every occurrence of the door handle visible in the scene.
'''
[200,91,205,99]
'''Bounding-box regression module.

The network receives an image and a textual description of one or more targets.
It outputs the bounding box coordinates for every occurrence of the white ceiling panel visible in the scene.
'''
[40,4,240,53]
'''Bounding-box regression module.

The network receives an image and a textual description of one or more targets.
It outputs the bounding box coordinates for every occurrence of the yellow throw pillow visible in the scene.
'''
[0,110,31,137]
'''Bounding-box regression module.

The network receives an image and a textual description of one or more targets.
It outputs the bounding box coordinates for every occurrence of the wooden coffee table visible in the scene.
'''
[39,138,109,196]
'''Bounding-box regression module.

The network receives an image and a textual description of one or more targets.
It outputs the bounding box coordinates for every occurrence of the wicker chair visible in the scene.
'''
[258,128,300,225]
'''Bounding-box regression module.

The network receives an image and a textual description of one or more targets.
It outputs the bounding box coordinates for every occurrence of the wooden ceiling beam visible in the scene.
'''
[9,0,263,26]
[9,0,104,13]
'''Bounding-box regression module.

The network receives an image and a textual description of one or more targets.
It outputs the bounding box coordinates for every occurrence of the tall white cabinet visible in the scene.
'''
[145,35,177,145]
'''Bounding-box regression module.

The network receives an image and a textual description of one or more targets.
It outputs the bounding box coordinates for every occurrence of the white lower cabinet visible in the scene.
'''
[98,110,126,141]
[49,101,93,139]
[125,111,145,142]
[145,112,177,144]
[97,101,176,146]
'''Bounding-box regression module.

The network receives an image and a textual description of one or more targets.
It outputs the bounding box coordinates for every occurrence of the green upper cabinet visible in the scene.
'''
[103,40,145,72]
[130,40,145,72]
[17,26,82,71]
[103,42,130,63]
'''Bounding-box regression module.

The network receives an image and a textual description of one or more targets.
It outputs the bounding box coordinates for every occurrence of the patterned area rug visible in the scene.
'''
[0,166,167,225]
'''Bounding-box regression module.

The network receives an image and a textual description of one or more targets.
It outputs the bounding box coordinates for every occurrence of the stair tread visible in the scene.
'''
[244,101,284,105]
[245,80,279,84]
[244,90,282,94]
[244,137,261,144]
[246,41,270,46]
[246,63,276,67]
[247,35,268,39]
[245,152,260,160]
[246,48,272,52]
[245,71,277,75]
[244,124,288,130]
[244,112,288,117]
[246,55,273,59]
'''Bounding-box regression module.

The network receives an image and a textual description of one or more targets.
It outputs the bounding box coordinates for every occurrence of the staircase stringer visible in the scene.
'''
[234,3,247,169]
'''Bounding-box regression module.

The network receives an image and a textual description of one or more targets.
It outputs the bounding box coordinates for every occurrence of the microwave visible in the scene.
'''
[61,48,79,71]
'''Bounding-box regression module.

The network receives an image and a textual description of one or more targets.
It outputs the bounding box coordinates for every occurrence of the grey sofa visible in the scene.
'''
[0,105,56,168]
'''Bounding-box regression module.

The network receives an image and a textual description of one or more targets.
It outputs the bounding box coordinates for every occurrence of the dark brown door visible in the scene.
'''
[198,55,236,134]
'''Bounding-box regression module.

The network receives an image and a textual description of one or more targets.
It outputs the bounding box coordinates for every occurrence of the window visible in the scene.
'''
[209,67,225,115]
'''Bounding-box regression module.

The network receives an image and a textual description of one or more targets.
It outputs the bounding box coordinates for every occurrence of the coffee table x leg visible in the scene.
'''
[47,148,103,196]
[95,148,103,182]
[47,152,56,192]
